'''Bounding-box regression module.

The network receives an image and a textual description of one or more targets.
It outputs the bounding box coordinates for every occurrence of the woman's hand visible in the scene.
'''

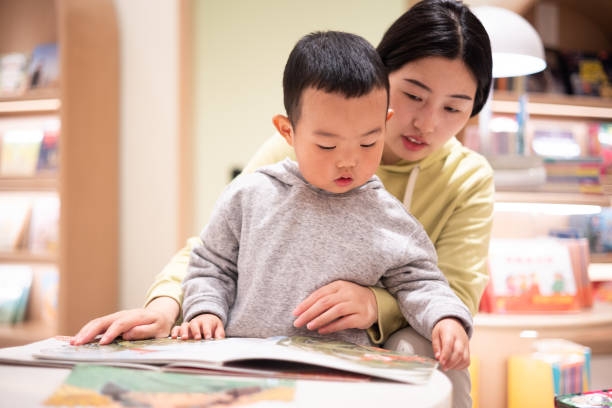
[70,296,180,345]
[292,280,378,334]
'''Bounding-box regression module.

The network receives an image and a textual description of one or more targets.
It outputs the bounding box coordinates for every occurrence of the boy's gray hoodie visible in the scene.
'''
[183,159,472,345]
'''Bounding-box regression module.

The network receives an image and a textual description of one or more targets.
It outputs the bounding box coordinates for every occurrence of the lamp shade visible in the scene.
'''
[472,6,547,78]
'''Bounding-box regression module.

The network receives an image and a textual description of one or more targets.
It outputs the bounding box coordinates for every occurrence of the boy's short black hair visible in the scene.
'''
[283,31,389,126]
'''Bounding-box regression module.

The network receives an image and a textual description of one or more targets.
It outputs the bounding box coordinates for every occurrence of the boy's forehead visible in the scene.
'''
[297,88,388,136]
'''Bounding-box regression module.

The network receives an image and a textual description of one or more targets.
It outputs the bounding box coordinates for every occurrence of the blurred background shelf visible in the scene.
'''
[492,91,612,120]
[0,175,58,191]
[495,191,611,206]
[0,0,118,347]
[0,91,60,115]
[0,320,56,348]
[0,251,57,264]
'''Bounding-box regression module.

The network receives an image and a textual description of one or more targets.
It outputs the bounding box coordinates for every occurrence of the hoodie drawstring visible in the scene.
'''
[402,166,420,212]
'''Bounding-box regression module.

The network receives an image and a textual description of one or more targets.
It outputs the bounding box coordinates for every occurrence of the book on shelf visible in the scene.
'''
[26,43,59,91]
[36,119,60,173]
[481,237,592,313]
[0,53,28,96]
[570,208,612,255]
[28,194,59,254]
[0,264,33,324]
[0,128,44,176]
[509,339,592,408]
[0,194,32,251]
[562,50,611,99]
[0,335,438,385]
[44,364,296,408]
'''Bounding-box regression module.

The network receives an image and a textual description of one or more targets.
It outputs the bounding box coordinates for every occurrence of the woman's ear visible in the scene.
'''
[273,114,294,146]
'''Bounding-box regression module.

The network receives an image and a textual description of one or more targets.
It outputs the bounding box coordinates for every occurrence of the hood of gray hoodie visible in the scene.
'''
[256,158,384,197]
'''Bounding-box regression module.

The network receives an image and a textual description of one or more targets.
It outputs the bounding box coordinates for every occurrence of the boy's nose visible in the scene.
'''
[336,156,357,169]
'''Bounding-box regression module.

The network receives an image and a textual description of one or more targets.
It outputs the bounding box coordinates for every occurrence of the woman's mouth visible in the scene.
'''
[401,135,427,151]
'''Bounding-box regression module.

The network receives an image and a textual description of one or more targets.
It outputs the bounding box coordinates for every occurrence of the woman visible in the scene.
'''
[73,1,493,406]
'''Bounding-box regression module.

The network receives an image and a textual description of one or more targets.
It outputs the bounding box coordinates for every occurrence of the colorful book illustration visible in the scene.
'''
[484,237,592,313]
[0,335,438,385]
[44,364,296,407]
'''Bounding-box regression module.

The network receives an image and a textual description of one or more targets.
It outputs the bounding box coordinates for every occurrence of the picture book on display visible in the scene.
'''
[481,237,592,313]
[0,335,438,385]
[45,364,296,408]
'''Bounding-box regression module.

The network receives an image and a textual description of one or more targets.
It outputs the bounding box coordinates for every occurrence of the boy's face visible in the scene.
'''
[274,87,391,194]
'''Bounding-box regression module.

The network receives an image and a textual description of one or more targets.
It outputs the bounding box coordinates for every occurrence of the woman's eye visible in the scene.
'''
[445,106,460,113]
[361,142,377,148]
[317,145,336,150]
[404,92,422,102]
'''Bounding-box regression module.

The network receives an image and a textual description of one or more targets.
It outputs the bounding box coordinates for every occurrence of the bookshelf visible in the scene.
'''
[0,0,118,347]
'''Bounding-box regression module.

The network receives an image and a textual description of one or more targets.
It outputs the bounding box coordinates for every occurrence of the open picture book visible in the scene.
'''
[0,335,438,384]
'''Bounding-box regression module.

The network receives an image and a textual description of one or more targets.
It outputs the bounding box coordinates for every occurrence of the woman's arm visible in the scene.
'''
[368,167,494,343]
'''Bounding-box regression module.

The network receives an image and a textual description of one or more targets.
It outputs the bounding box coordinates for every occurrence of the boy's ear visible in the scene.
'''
[386,108,394,121]
[273,114,294,146]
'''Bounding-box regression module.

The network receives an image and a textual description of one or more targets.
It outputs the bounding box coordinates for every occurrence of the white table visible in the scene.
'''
[0,363,452,407]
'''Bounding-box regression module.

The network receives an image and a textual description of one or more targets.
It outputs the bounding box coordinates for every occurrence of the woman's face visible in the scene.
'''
[382,57,477,164]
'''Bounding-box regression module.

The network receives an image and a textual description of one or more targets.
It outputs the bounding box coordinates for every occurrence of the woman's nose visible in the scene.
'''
[413,105,435,134]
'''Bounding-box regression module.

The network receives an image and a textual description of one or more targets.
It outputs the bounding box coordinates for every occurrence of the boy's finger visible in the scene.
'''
[437,334,453,369]
[190,322,202,340]
[170,326,180,339]
[179,323,190,340]
[201,323,212,340]
[431,331,441,361]
[214,324,225,339]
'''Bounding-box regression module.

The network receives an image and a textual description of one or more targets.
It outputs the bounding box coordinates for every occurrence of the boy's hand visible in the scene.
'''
[292,280,377,334]
[172,313,225,340]
[431,317,470,371]
[70,296,179,346]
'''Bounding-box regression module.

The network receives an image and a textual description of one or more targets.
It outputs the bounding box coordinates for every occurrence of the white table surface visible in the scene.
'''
[0,363,452,407]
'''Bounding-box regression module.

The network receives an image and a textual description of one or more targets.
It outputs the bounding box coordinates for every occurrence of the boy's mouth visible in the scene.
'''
[334,176,353,187]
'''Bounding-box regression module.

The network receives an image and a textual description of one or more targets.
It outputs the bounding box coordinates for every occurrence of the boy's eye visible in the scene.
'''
[404,92,422,102]
[317,145,336,150]
[445,106,460,113]
[361,142,377,148]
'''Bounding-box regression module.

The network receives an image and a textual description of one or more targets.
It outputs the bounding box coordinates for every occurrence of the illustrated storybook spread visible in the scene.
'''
[44,364,296,408]
[0,335,438,385]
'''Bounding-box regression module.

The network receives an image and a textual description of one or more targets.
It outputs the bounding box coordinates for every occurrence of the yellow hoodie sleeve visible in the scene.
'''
[435,169,494,315]
[367,287,408,344]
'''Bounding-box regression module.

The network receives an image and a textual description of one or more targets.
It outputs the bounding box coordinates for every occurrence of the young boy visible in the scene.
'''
[177,31,472,368]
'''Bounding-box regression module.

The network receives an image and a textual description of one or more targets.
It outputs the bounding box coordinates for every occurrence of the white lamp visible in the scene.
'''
[472,6,547,78]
